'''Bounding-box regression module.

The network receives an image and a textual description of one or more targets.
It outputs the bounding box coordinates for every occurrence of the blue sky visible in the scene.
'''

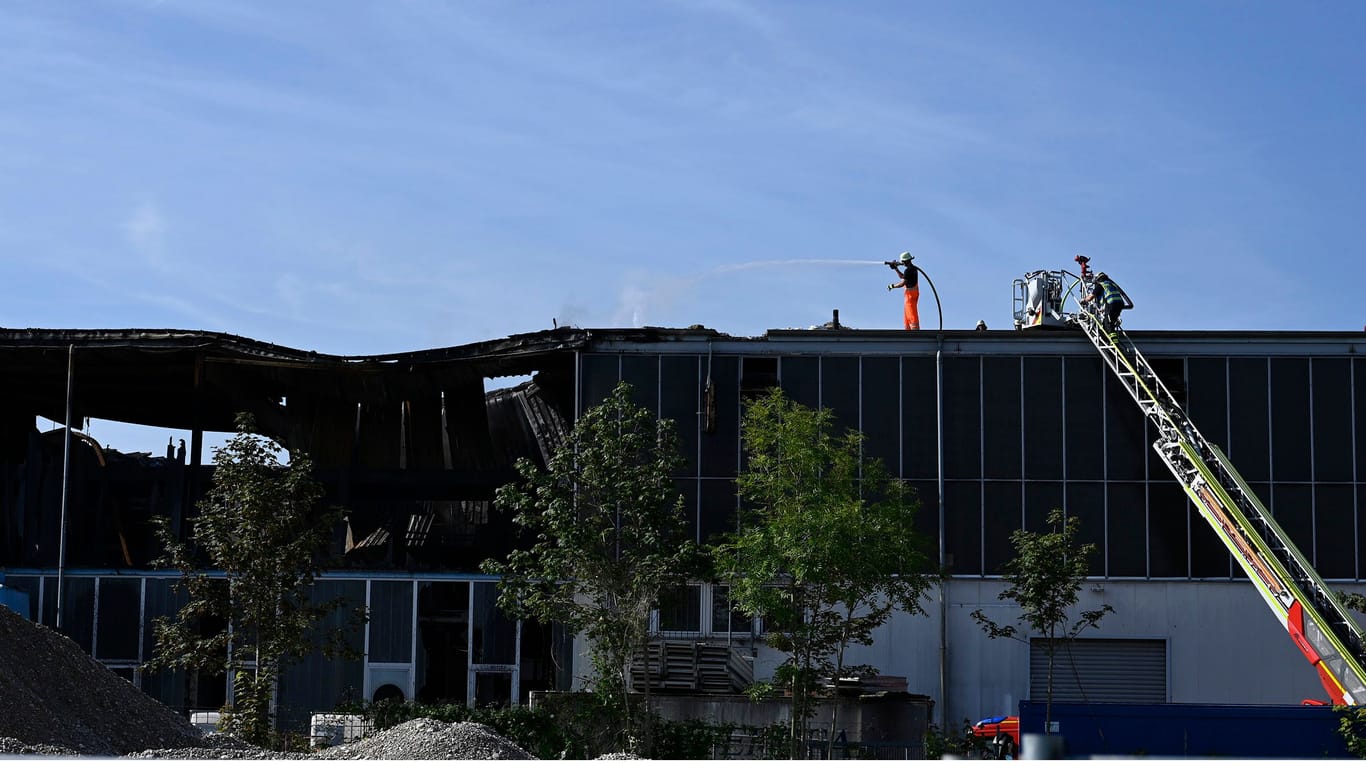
[4,1,1366,449]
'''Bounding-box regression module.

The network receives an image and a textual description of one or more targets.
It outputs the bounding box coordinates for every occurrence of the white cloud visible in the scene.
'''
[123,201,166,262]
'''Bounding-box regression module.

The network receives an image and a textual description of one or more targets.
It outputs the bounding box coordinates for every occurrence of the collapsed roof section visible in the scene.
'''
[0,327,679,469]
[0,326,580,433]
[0,324,719,570]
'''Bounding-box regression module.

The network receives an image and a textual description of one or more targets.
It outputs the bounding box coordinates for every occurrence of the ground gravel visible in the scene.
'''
[0,736,79,756]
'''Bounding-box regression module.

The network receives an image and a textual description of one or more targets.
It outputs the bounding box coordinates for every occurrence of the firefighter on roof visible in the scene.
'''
[887,252,921,330]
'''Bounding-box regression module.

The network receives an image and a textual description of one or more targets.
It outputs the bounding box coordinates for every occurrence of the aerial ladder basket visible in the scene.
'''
[1065,271,1366,706]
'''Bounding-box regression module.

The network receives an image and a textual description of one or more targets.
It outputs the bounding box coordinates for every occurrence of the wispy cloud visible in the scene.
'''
[677,0,784,40]
[123,201,167,263]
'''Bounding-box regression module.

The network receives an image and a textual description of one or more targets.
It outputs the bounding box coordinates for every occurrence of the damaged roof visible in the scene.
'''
[0,325,737,434]
[5,324,1362,435]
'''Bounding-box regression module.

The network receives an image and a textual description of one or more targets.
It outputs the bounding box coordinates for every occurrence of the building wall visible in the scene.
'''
[578,342,1366,580]
[5,329,1363,729]
[576,334,1366,725]
[838,580,1320,726]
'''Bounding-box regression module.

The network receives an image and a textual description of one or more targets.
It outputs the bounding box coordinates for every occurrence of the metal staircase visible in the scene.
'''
[1070,284,1366,705]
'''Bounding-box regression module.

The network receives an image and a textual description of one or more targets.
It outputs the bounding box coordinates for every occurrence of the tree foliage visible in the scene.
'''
[713,387,935,757]
[145,414,361,747]
[1336,704,1366,758]
[480,381,700,753]
[972,508,1112,729]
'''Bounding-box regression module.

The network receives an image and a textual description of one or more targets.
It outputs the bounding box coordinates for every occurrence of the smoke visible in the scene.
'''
[613,259,886,327]
[705,258,887,275]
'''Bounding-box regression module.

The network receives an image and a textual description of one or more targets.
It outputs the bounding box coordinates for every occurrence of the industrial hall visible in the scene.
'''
[3,311,1366,730]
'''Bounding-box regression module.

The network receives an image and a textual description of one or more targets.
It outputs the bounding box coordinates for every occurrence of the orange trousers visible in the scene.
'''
[903,286,920,330]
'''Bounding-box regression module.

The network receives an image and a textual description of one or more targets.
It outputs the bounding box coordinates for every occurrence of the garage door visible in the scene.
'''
[1029,638,1166,703]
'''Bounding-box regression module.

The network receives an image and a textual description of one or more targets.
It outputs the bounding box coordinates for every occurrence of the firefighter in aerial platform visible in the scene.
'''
[1080,268,1134,335]
[886,252,921,330]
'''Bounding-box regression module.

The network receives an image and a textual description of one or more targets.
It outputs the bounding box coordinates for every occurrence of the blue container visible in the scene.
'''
[1018,700,1350,758]
[0,585,31,618]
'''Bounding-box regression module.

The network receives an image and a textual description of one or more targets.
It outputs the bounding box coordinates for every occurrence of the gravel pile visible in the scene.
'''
[0,605,204,756]
[317,718,535,760]
[132,720,539,761]
[0,606,540,760]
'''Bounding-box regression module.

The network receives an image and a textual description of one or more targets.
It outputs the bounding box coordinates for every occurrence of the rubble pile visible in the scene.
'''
[0,605,203,756]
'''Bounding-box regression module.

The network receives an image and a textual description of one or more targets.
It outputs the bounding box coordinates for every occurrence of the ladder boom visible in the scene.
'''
[1070,294,1366,705]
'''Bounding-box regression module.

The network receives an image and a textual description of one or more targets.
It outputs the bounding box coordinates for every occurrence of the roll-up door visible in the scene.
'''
[1028,638,1166,703]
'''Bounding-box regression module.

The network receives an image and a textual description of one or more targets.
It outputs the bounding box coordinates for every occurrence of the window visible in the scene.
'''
[902,356,939,480]
[96,578,141,661]
[1064,357,1105,481]
[710,585,755,638]
[700,356,739,477]
[1186,357,1229,451]
[1227,358,1270,481]
[982,358,1022,480]
[658,585,702,633]
[943,357,982,480]
[1149,358,1187,408]
[821,357,860,436]
[1148,481,1189,578]
[780,356,819,410]
[620,356,659,413]
[1104,375,1147,482]
[1022,357,1062,480]
[369,581,414,664]
[660,355,701,476]
[861,356,900,473]
[740,357,778,398]
[1312,359,1353,483]
[1271,359,1312,482]
[580,354,620,412]
[983,481,1023,575]
[1107,483,1147,577]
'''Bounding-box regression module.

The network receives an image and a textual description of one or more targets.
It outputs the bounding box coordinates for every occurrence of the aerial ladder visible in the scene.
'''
[1013,261,1366,706]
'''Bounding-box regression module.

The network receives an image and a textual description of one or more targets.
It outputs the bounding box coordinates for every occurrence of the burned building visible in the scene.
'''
[3,323,1366,729]
[0,327,584,726]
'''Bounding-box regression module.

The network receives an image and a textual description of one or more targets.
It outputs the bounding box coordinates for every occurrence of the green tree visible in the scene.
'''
[145,414,361,747]
[972,508,1113,733]
[480,381,700,754]
[1335,592,1366,757]
[1335,705,1366,758]
[713,387,935,758]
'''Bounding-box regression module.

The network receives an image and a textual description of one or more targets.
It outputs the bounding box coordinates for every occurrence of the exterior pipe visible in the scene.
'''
[916,268,948,730]
[56,344,74,631]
